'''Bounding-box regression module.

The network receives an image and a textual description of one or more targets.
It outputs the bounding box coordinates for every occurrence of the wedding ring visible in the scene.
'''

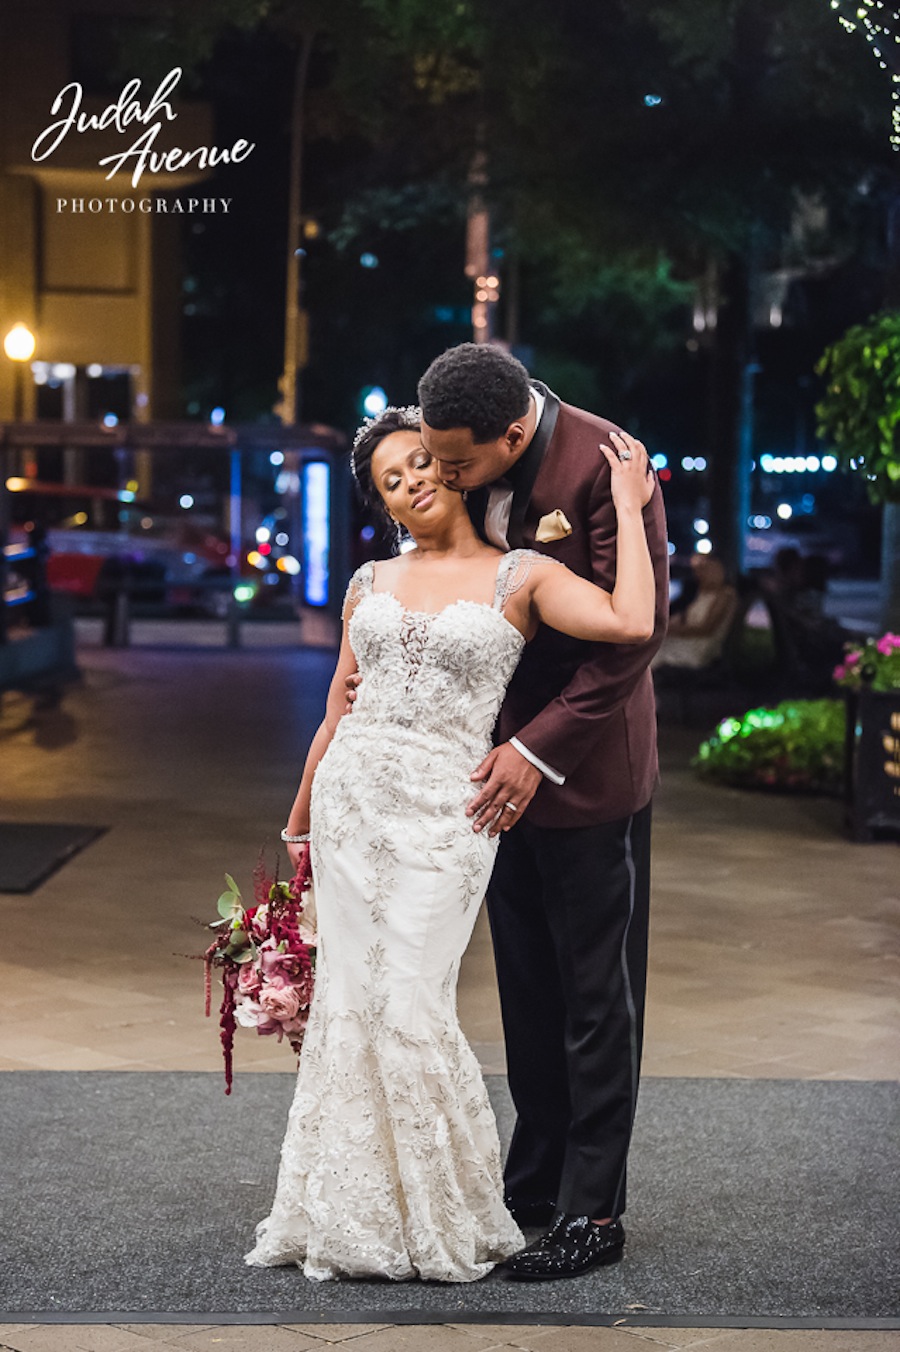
[503,801,519,812]
[618,448,632,461]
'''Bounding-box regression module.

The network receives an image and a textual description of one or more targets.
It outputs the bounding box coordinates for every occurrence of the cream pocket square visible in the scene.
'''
[535,509,573,543]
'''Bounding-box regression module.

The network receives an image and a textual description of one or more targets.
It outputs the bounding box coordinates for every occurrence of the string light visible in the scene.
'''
[829,0,900,149]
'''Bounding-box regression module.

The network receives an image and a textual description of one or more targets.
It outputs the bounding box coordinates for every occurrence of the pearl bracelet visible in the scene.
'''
[280,828,310,843]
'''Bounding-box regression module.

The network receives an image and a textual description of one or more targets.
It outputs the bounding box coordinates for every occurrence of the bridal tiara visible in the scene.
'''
[350,405,422,479]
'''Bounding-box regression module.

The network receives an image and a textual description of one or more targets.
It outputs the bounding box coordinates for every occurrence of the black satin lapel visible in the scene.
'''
[506,383,560,549]
[467,485,490,543]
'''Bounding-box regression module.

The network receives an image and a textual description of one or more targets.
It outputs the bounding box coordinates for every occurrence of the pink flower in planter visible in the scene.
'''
[833,664,847,682]
[876,633,900,655]
[845,650,861,666]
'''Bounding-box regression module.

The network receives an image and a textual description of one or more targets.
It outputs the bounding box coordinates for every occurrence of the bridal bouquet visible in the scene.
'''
[199,849,317,1094]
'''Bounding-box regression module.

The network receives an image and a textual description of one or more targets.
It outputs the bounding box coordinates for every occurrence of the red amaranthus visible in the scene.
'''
[196,847,316,1094]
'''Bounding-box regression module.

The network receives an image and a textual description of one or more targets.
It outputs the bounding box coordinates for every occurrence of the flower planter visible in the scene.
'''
[844,687,900,842]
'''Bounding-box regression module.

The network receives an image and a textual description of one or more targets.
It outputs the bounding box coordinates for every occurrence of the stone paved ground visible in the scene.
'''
[1,628,897,1352]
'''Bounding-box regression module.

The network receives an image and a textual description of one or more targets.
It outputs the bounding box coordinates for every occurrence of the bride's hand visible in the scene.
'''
[286,840,310,873]
[600,431,655,512]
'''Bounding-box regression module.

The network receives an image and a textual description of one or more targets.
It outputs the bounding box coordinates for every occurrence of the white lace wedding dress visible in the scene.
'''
[245,551,550,1282]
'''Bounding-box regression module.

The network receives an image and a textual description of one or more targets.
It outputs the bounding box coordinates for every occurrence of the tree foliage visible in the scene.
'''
[816,311,900,505]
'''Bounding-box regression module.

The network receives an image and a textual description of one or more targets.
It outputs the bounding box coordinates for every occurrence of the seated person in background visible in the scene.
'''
[765,547,846,669]
[652,553,738,671]
[769,546,826,620]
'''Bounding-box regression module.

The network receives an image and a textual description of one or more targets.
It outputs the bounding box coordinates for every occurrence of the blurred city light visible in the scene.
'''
[776,503,793,519]
[693,518,709,535]
[102,413,118,428]
[86,363,103,378]
[360,253,379,269]
[3,323,35,362]
[644,94,663,106]
[270,451,285,466]
[256,526,271,543]
[51,362,76,379]
[759,452,836,475]
[651,453,668,470]
[276,555,301,575]
[247,550,266,569]
[696,538,713,554]
[361,525,376,542]
[362,385,388,417]
[179,494,194,509]
[233,584,256,603]
[275,532,289,546]
[302,461,331,605]
[210,406,225,426]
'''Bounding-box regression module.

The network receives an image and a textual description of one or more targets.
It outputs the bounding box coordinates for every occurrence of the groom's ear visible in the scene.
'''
[505,421,528,452]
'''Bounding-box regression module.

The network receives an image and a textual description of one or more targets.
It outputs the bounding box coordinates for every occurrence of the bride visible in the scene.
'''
[244,405,656,1283]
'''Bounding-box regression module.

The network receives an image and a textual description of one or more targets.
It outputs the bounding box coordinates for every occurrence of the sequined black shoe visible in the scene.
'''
[504,1198,558,1228]
[502,1214,625,1280]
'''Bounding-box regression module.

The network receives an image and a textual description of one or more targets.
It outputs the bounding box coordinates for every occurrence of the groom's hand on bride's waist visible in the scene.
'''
[468,744,542,836]
[344,672,362,713]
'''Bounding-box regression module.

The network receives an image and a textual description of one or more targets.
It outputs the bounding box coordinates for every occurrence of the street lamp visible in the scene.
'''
[3,323,36,422]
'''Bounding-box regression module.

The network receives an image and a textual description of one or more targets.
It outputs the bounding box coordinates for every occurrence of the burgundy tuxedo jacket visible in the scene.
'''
[486,386,670,828]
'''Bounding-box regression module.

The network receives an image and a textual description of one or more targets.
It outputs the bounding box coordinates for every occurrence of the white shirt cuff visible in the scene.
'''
[510,737,566,786]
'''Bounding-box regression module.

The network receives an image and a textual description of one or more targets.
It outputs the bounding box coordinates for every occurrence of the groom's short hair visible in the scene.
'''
[418,343,531,443]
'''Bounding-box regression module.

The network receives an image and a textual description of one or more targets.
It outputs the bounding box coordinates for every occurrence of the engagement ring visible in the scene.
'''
[618,449,632,461]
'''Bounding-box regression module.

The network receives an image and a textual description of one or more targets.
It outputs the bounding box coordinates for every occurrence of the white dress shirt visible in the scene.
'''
[487,387,566,787]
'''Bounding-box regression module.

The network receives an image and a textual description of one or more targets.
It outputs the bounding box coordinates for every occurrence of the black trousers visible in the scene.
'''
[486,801,652,1220]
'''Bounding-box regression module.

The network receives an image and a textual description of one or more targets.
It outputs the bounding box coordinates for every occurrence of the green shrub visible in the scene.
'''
[693,699,845,793]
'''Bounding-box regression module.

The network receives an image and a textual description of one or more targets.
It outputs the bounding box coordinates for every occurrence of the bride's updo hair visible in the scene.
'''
[351,405,422,521]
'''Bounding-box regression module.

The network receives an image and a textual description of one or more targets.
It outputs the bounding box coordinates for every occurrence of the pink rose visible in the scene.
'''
[845,651,861,666]
[259,946,307,982]
[259,983,301,1022]
[237,963,262,997]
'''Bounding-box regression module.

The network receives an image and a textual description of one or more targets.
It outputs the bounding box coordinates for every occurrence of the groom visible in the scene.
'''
[417,343,669,1279]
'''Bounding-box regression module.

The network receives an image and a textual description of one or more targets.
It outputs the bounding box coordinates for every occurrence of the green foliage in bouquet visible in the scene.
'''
[693,700,845,794]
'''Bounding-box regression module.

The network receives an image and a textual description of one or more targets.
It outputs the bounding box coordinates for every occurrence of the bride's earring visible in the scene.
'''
[462,490,469,502]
